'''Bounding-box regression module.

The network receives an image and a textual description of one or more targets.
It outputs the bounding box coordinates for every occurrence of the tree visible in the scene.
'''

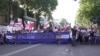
[0,0,24,23]
[0,0,58,26]
[76,0,100,26]
[0,0,7,16]
[60,18,68,26]
[19,0,58,28]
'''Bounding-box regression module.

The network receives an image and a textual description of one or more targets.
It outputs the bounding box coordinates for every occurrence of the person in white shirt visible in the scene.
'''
[53,27,58,32]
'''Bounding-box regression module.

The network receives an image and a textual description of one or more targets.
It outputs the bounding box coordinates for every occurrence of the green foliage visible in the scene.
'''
[76,0,100,26]
[0,0,58,27]
[0,0,7,16]
[19,0,58,27]
[60,18,68,25]
[19,0,58,14]
[0,0,24,18]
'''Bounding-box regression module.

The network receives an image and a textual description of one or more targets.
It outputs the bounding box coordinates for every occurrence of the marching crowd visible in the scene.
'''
[71,26,100,46]
[0,25,100,45]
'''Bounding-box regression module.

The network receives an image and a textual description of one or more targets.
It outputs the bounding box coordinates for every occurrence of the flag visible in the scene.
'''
[43,21,50,29]
[29,21,34,30]
[25,21,34,30]
[25,24,29,30]
[37,25,40,30]
[17,18,22,23]
[9,20,14,26]
[14,23,23,31]
[64,24,68,29]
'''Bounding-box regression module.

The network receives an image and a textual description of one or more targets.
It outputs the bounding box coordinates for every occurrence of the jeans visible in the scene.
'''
[95,36,100,44]
[71,36,76,46]
[89,36,95,44]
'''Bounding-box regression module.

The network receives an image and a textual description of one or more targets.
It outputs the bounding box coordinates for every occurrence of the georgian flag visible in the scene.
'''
[43,21,50,29]
[14,23,23,30]
[9,20,14,26]
[17,18,22,23]
[29,21,34,30]
[64,24,68,29]
[25,21,34,30]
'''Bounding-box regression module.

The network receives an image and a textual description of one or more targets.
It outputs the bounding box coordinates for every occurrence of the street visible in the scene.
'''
[0,44,100,56]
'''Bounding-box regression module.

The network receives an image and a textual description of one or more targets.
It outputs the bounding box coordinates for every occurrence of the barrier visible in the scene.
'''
[5,32,70,43]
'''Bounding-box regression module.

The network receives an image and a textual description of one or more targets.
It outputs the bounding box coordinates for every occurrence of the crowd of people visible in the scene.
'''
[0,25,70,44]
[0,25,100,45]
[6,25,71,33]
[71,26,100,46]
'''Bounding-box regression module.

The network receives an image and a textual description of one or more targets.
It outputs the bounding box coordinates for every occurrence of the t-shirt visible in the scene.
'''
[71,28,77,36]
[90,31,94,37]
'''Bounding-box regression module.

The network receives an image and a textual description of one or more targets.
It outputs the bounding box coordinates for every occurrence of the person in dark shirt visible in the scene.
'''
[71,26,78,46]
[72,28,77,36]
[77,29,83,43]
[90,28,95,44]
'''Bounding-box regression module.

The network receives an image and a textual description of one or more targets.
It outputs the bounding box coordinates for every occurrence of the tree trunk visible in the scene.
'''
[36,12,41,29]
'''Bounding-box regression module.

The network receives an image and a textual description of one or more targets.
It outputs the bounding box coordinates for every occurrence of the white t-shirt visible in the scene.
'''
[53,28,58,32]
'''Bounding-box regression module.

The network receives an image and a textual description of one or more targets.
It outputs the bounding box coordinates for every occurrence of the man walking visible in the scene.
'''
[71,26,78,46]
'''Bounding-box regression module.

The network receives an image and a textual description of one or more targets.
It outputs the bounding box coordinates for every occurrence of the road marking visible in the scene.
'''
[1,44,41,56]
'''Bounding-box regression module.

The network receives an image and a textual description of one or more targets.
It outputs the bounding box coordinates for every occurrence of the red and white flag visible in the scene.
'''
[14,23,23,31]
[64,24,68,29]
[25,21,34,30]
[43,21,50,29]
[9,20,15,26]
[29,21,34,30]
[17,18,22,23]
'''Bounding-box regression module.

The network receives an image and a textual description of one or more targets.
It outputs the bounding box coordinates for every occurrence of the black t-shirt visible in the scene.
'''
[78,31,82,37]
[90,31,94,37]
[71,28,77,36]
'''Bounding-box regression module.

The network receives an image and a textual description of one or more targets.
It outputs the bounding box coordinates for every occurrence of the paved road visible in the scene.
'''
[0,44,100,56]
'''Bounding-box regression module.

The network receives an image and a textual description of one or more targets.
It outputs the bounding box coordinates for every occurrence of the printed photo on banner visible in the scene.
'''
[56,34,69,39]
[6,35,16,39]
[61,35,69,39]
[56,34,61,39]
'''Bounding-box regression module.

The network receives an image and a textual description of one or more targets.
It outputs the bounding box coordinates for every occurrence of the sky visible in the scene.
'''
[52,0,79,27]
